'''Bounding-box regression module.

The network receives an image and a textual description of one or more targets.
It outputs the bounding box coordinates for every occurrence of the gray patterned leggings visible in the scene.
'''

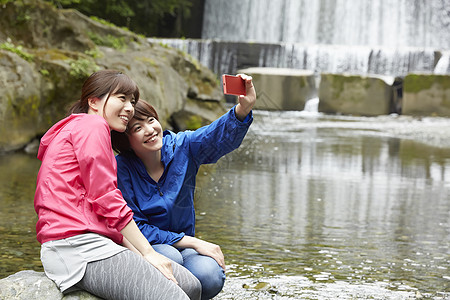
[75,250,201,300]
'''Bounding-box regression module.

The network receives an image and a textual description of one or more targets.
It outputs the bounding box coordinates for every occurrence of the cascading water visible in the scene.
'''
[202,0,450,48]
[435,51,450,74]
[150,39,440,77]
[151,0,450,77]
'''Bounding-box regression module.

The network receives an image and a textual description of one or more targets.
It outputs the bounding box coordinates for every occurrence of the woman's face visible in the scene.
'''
[127,116,163,154]
[96,93,136,132]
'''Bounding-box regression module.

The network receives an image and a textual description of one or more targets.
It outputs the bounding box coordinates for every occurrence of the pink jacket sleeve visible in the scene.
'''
[71,115,133,232]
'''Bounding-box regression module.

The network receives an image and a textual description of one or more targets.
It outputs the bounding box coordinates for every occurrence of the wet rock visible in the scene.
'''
[0,270,101,300]
[23,138,40,155]
[243,281,272,291]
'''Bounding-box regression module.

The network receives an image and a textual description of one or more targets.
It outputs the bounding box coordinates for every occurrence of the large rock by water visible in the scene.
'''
[402,73,450,117]
[0,0,224,153]
[0,270,100,300]
[238,67,316,111]
[318,73,397,116]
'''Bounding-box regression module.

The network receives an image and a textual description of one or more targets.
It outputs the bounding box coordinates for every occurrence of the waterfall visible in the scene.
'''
[202,0,450,49]
[150,39,441,77]
[435,51,450,74]
[151,0,449,78]
[260,44,438,76]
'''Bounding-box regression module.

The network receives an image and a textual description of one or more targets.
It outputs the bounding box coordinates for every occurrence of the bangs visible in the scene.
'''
[110,73,140,101]
[133,100,159,121]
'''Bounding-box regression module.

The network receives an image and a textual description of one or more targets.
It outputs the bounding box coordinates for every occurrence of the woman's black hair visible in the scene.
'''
[68,69,140,115]
[111,100,159,154]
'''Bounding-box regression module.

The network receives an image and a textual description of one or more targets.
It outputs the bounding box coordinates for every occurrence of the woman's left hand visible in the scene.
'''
[175,236,226,270]
[194,239,226,270]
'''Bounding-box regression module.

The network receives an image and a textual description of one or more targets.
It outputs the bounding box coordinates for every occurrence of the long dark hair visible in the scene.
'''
[111,100,159,154]
[68,69,140,115]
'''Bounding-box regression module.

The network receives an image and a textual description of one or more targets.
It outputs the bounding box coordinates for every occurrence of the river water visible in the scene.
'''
[1,110,449,299]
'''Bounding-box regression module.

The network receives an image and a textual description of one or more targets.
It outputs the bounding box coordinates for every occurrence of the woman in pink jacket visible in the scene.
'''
[34,70,201,300]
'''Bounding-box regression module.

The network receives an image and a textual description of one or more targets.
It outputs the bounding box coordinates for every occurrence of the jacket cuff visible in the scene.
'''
[231,105,253,124]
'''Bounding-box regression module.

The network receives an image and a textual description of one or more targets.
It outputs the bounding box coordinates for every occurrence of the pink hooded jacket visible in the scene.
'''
[34,114,133,244]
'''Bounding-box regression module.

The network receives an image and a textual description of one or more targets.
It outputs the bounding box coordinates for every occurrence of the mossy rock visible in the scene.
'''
[170,97,227,131]
[403,74,450,116]
[319,73,394,116]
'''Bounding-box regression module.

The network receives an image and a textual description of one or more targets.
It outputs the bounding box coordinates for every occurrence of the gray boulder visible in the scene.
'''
[0,270,100,300]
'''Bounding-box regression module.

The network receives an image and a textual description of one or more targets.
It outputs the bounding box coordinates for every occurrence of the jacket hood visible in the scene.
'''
[37,114,80,161]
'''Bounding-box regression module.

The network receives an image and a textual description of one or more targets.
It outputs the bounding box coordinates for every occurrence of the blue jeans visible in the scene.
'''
[153,244,225,300]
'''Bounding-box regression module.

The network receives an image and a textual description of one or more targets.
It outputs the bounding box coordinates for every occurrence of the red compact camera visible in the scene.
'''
[222,74,246,96]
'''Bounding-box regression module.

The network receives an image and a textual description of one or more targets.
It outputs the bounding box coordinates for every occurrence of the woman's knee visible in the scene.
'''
[153,244,183,265]
[198,263,225,299]
[181,250,225,299]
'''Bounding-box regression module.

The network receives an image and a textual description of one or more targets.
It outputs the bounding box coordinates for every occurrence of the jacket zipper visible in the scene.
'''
[156,184,163,196]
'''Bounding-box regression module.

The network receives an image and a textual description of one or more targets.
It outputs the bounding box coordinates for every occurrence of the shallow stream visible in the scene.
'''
[1,110,449,299]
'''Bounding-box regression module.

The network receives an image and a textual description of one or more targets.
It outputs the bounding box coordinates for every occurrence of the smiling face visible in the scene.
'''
[127,115,163,155]
[90,92,136,132]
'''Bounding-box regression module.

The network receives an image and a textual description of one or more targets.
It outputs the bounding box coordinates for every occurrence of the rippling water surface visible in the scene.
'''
[1,111,449,299]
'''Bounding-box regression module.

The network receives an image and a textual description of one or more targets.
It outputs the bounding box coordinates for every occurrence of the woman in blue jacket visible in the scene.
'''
[112,74,256,299]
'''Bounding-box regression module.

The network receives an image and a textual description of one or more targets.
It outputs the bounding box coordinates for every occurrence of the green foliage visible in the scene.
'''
[48,0,81,6]
[43,0,193,37]
[87,32,127,50]
[158,42,170,49]
[84,47,103,58]
[0,42,34,62]
[87,31,126,50]
[0,0,15,5]
[68,58,100,79]
[90,16,116,27]
[137,33,146,40]
[89,16,130,32]
[39,69,50,76]
[4,0,33,23]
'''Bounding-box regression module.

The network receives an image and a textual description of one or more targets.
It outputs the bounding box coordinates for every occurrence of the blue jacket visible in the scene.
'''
[116,106,252,245]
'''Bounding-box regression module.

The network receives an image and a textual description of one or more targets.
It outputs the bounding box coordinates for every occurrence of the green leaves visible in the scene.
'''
[0,41,34,62]
[43,0,193,37]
